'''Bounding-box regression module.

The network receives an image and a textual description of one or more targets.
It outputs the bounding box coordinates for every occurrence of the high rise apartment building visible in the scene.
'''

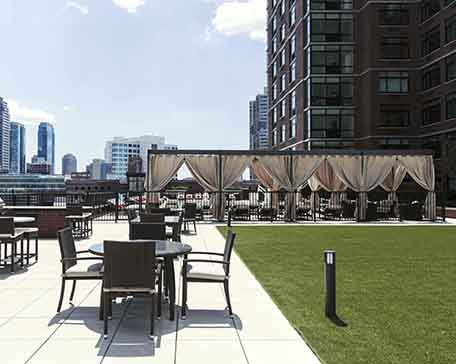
[267,0,456,189]
[62,154,77,176]
[37,122,55,174]
[10,121,26,174]
[104,135,177,180]
[249,88,270,151]
[0,98,11,172]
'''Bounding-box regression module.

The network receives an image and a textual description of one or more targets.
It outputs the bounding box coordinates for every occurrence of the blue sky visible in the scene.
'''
[1,0,266,173]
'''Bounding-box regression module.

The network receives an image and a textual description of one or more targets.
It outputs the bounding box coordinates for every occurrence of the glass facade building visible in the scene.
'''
[9,122,26,174]
[37,122,55,174]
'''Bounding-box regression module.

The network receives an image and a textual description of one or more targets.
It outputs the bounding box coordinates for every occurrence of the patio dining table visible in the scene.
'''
[88,240,192,321]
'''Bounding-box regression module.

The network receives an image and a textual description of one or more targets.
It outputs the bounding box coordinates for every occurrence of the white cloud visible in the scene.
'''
[5,99,56,125]
[212,0,266,42]
[63,105,73,112]
[113,0,146,13]
[66,1,89,15]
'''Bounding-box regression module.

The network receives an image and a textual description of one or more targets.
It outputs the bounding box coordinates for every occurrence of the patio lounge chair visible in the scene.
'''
[102,240,158,339]
[181,230,236,319]
[56,228,103,313]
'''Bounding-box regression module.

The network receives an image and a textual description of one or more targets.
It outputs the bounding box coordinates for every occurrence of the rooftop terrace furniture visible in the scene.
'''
[140,213,165,223]
[56,228,103,313]
[127,208,138,222]
[65,206,93,239]
[166,213,183,242]
[147,207,171,215]
[102,240,158,339]
[366,202,378,221]
[183,203,197,233]
[399,201,423,221]
[231,206,250,221]
[259,207,277,221]
[0,217,25,272]
[130,222,166,241]
[342,200,356,219]
[181,230,236,319]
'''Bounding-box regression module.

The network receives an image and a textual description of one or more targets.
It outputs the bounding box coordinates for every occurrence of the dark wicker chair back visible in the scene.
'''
[57,227,77,272]
[130,222,166,240]
[223,230,236,275]
[140,213,165,223]
[103,240,156,292]
[0,217,14,235]
[184,203,197,219]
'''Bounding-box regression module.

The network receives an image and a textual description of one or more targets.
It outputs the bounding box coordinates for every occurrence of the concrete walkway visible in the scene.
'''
[0,222,320,364]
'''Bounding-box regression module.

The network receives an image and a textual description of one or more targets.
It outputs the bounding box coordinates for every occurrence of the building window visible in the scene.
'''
[280,0,285,15]
[422,98,441,125]
[379,106,410,127]
[272,62,277,79]
[290,3,296,26]
[290,91,296,116]
[272,129,278,146]
[378,72,409,93]
[290,61,297,82]
[309,109,354,138]
[311,0,352,11]
[447,92,456,120]
[280,49,286,66]
[281,73,287,92]
[280,124,286,143]
[421,0,440,23]
[311,13,353,42]
[272,16,277,34]
[422,63,441,90]
[309,45,353,74]
[381,37,409,59]
[272,36,278,54]
[379,139,410,150]
[290,34,296,59]
[311,77,353,106]
[280,24,286,42]
[446,17,456,44]
[273,107,278,125]
[446,54,456,82]
[290,117,297,138]
[421,26,440,56]
[379,4,410,25]
[272,82,278,99]
[280,99,286,117]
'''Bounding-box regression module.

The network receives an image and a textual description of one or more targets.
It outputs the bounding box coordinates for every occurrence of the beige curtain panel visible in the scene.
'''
[147,154,185,192]
[184,155,219,192]
[310,159,345,192]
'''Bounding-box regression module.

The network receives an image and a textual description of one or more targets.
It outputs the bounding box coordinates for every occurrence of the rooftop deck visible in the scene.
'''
[0,222,319,364]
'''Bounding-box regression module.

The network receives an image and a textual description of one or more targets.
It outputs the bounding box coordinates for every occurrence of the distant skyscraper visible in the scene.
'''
[0,98,11,172]
[37,122,55,174]
[249,88,269,151]
[62,154,77,176]
[10,122,26,174]
[104,135,177,180]
[87,159,111,180]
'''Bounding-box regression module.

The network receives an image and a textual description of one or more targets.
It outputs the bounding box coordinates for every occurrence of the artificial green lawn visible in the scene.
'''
[218,226,456,364]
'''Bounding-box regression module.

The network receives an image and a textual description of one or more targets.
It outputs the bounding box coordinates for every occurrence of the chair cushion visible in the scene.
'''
[15,227,39,235]
[185,263,227,281]
[63,263,103,278]
[104,287,155,294]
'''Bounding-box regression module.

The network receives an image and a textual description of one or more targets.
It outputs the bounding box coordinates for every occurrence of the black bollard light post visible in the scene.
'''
[227,207,232,228]
[324,250,336,318]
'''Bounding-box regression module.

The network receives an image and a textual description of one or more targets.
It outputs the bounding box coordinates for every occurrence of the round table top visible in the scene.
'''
[13,217,36,223]
[89,240,192,258]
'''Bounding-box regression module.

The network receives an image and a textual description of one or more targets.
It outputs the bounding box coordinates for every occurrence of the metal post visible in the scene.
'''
[218,155,223,222]
[227,207,232,227]
[324,250,336,318]
[115,193,119,223]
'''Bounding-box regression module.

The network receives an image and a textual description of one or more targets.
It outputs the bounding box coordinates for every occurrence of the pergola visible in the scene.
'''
[146,149,436,221]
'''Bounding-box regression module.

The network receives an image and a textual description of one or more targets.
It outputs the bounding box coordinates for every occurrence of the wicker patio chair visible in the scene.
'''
[56,228,103,313]
[181,230,236,319]
[140,213,165,223]
[103,240,158,339]
[183,203,197,233]
[130,222,166,241]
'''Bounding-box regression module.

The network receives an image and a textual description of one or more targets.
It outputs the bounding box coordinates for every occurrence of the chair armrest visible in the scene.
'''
[186,251,224,256]
[76,250,91,254]
[61,257,103,262]
[183,259,229,265]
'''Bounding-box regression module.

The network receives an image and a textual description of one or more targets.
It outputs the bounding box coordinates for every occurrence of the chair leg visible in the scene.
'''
[181,276,187,319]
[150,293,155,339]
[99,283,104,321]
[57,278,66,312]
[26,235,30,265]
[104,292,109,338]
[157,268,163,319]
[35,236,39,261]
[193,221,196,233]
[69,280,77,303]
[223,280,233,317]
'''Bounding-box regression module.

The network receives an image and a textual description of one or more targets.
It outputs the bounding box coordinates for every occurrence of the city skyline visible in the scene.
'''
[1,0,267,173]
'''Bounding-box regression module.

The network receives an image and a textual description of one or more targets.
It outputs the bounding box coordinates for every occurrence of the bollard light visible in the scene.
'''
[324,250,336,318]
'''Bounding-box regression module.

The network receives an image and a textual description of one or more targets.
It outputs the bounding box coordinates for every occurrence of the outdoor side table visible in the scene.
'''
[89,240,192,321]
[0,231,25,272]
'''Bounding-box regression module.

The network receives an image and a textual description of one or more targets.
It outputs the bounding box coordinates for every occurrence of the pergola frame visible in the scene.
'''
[147,149,435,222]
